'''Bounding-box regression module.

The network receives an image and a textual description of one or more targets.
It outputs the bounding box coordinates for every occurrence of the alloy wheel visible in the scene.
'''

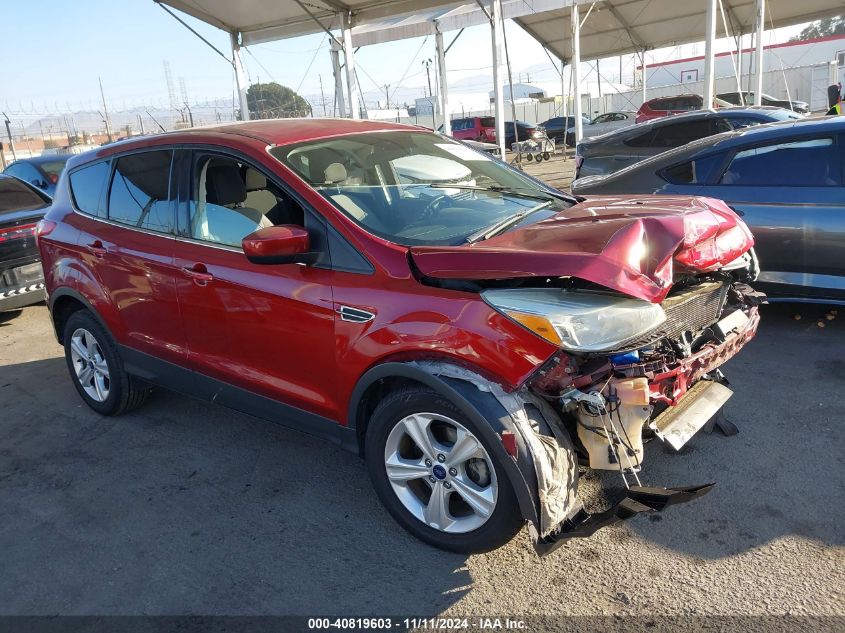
[69,327,110,402]
[383,413,498,533]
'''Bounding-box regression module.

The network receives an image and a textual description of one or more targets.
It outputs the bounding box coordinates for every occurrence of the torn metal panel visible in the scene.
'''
[413,361,579,537]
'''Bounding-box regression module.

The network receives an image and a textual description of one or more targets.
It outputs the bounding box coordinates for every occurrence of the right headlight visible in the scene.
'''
[483,288,666,353]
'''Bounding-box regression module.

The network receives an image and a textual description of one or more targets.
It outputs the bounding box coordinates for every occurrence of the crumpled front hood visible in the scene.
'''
[410,195,754,303]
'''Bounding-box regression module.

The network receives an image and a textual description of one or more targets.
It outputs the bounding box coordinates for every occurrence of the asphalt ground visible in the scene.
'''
[0,302,842,624]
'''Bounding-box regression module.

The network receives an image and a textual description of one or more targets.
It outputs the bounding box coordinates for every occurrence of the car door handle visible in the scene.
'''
[86,240,107,258]
[182,264,213,285]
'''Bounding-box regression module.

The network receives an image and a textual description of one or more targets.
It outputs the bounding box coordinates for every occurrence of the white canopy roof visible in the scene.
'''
[515,0,845,62]
[155,0,464,46]
[157,0,845,58]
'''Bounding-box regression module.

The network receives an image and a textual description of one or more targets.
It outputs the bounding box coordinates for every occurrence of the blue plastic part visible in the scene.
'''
[609,350,640,365]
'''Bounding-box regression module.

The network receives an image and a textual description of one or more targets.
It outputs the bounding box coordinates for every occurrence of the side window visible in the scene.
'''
[189,154,304,248]
[719,137,842,187]
[661,154,725,185]
[108,150,175,232]
[651,120,712,148]
[69,161,111,217]
[712,118,734,134]
[624,129,656,147]
[725,117,760,130]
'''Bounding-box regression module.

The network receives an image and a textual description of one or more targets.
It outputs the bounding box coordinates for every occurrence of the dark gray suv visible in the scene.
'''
[574,107,802,179]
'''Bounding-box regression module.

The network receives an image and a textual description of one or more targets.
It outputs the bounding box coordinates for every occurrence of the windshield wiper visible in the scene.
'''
[465,199,554,243]
[430,183,566,201]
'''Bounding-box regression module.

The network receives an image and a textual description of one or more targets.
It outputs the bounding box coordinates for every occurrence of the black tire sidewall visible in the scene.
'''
[365,387,523,554]
[63,311,126,416]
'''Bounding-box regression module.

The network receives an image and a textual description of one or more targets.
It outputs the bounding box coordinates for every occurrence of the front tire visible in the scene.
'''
[365,386,523,553]
[63,310,149,416]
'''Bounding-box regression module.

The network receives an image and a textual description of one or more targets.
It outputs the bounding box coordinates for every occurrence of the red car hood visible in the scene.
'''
[409,195,754,303]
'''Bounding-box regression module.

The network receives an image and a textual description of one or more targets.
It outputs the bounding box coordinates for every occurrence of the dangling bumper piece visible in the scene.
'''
[531,482,715,557]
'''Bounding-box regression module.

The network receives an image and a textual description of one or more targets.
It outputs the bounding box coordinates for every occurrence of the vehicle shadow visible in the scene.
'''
[0,310,24,326]
[0,356,469,616]
[604,302,845,560]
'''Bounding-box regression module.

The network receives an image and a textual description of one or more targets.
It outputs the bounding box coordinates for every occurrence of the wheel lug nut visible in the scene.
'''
[437,454,446,463]
[449,467,457,476]
[428,476,436,483]
[444,482,452,489]
[425,459,432,467]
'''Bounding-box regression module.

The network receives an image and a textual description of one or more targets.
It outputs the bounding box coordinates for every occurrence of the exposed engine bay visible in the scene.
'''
[503,255,766,553]
[527,267,763,471]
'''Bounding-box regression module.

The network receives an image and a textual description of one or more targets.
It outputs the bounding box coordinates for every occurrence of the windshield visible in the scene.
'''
[270,131,570,246]
[39,160,68,178]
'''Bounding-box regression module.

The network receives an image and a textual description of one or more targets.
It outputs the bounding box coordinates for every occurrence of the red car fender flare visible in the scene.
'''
[47,286,115,344]
[347,361,542,528]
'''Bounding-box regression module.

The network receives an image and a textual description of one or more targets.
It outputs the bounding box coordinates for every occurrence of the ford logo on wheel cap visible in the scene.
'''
[432,465,447,480]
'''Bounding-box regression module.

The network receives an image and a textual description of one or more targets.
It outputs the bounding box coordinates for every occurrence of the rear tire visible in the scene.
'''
[63,310,149,416]
[365,386,523,553]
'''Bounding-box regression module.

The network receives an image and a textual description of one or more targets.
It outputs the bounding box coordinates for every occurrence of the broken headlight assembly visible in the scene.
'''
[482,288,667,353]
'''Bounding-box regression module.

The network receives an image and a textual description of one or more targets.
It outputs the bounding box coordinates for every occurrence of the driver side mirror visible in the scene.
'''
[242,225,316,265]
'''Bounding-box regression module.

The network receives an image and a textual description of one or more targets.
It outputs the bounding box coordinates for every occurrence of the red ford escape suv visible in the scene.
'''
[38,119,763,555]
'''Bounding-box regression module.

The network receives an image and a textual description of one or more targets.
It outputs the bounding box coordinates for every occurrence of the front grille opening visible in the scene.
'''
[617,281,729,351]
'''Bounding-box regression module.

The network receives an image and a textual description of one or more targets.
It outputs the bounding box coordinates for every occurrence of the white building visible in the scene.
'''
[639,33,845,107]
[488,83,547,103]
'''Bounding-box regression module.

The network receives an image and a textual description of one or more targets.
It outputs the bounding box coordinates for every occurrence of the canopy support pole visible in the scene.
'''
[330,40,347,118]
[340,11,360,119]
[571,2,583,144]
[230,32,250,121]
[489,0,506,156]
[435,22,451,136]
[641,50,647,105]
[754,0,765,105]
[703,0,717,109]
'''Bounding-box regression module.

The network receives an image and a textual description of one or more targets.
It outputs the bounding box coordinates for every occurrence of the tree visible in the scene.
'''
[246,82,311,118]
[790,16,845,41]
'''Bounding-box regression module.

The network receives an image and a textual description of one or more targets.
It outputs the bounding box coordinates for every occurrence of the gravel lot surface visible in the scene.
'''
[0,302,842,622]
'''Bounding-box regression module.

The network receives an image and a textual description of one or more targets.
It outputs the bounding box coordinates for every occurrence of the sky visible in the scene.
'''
[1,0,807,119]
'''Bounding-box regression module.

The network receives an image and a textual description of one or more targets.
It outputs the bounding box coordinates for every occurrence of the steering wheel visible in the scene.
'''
[420,194,451,222]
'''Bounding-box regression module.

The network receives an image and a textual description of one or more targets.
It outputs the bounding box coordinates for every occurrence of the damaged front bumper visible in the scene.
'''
[530,483,715,556]
[518,286,761,554]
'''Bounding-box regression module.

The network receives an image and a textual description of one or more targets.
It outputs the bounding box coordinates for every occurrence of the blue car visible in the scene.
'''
[2,154,70,197]
[571,117,845,303]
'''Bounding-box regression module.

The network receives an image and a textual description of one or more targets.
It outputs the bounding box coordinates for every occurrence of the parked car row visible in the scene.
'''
[445,116,545,147]
[574,107,804,179]
[572,116,844,304]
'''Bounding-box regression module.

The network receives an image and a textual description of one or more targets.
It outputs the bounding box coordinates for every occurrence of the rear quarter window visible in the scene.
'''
[69,161,111,217]
[719,137,842,187]
[661,154,725,185]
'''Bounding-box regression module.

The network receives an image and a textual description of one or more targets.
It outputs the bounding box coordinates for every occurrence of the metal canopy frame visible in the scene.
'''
[155,0,845,142]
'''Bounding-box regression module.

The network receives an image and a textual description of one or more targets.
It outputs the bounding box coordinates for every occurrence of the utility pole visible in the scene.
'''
[99,77,113,142]
[383,84,390,109]
[422,59,433,98]
[2,113,17,161]
[19,122,32,156]
[184,102,194,127]
[318,74,327,116]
